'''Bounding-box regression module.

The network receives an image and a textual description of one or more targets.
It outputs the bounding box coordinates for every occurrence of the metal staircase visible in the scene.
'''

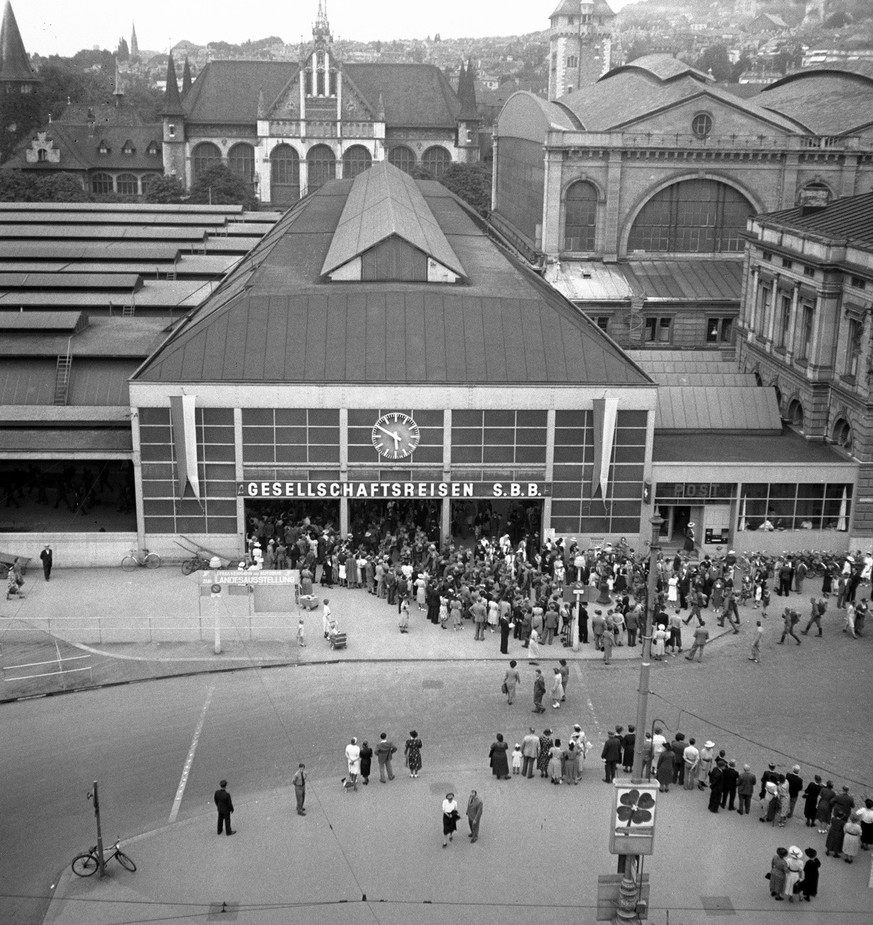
[54,351,72,405]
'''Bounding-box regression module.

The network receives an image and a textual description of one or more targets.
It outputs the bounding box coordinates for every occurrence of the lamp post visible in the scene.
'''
[612,513,664,925]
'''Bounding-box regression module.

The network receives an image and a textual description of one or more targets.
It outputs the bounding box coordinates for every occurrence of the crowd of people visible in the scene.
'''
[245,510,873,661]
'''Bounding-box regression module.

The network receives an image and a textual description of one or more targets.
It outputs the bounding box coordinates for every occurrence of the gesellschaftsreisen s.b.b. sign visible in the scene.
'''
[238,481,551,499]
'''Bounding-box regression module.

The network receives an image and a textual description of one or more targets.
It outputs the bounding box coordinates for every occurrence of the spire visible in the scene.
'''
[162,51,183,117]
[182,56,192,94]
[0,1,38,84]
[113,57,124,106]
[130,22,139,61]
[313,0,332,48]
[458,56,478,121]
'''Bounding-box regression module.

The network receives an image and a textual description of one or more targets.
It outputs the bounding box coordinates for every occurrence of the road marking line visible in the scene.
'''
[168,684,214,823]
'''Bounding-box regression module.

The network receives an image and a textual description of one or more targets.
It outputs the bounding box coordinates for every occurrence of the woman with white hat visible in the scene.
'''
[698,740,715,787]
[783,846,804,901]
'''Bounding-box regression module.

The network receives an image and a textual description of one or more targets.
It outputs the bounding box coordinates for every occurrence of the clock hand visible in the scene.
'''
[374,424,399,441]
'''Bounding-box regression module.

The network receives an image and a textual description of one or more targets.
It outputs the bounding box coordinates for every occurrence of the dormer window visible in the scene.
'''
[122,140,136,155]
[146,141,159,156]
[98,141,111,155]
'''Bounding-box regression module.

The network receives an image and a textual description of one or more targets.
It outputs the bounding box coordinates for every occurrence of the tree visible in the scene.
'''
[623,40,652,64]
[117,37,130,61]
[33,173,89,202]
[438,162,492,217]
[0,170,37,201]
[142,174,187,204]
[189,164,257,209]
[694,44,732,83]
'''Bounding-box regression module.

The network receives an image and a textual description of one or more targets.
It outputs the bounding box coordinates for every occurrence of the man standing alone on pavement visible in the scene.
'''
[214,779,235,835]
[376,732,397,782]
[292,763,306,815]
[40,543,52,581]
[532,668,546,713]
[521,727,540,777]
[685,622,709,661]
[466,790,483,842]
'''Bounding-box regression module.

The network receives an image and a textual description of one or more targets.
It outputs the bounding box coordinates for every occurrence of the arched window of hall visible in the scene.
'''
[270,144,300,205]
[564,180,598,252]
[307,144,336,193]
[342,145,372,180]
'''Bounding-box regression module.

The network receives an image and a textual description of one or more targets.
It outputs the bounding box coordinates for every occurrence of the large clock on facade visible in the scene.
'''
[371,412,420,459]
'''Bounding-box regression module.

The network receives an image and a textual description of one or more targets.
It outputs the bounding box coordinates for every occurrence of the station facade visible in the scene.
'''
[130,161,657,558]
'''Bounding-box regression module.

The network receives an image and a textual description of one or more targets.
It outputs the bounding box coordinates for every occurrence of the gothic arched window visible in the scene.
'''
[422,145,450,180]
[307,144,336,193]
[388,145,416,175]
[192,142,222,181]
[342,145,372,179]
[270,144,300,205]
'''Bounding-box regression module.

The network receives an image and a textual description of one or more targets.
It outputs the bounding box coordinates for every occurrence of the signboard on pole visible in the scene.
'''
[609,779,658,856]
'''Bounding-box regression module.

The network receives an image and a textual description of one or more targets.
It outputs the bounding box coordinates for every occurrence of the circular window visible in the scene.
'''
[692,112,713,139]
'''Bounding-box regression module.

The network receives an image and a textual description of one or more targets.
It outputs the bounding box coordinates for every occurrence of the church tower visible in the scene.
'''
[130,22,139,62]
[0,1,40,93]
[548,0,615,100]
[161,52,186,182]
[455,59,480,164]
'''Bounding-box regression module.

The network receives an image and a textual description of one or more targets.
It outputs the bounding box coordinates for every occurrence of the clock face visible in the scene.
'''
[372,412,420,460]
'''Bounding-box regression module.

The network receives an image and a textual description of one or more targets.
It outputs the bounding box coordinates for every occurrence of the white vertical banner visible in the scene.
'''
[592,395,619,501]
[170,394,200,500]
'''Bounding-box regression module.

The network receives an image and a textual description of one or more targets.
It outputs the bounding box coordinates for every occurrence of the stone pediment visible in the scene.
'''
[25,131,60,163]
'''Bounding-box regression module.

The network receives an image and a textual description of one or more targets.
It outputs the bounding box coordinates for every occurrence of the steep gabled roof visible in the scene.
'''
[2,123,164,171]
[321,161,464,278]
[135,167,652,388]
[183,60,294,124]
[344,63,460,127]
[0,1,37,83]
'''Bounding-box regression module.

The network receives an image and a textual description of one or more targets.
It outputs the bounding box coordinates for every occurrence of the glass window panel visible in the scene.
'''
[555,410,589,427]
[564,180,597,251]
[308,427,339,444]
[452,427,482,445]
[452,446,481,463]
[484,427,514,446]
[483,445,514,463]
[275,427,308,445]
[453,410,482,426]
[308,409,339,426]
[768,483,797,501]
[309,445,339,463]
[744,483,769,499]
[484,410,515,426]
[515,445,546,464]
[515,427,547,446]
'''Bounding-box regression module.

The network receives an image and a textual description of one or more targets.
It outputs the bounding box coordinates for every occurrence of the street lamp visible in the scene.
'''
[611,513,663,925]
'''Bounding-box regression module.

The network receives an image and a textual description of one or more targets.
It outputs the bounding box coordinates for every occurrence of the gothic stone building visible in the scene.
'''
[161,5,480,207]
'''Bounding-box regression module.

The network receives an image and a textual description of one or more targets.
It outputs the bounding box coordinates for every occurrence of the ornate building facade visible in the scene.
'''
[162,3,479,206]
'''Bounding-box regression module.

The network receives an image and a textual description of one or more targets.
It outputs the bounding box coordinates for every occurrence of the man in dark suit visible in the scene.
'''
[601,731,622,783]
[40,544,52,581]
[466,790,483,843]
[375,733,396,782]
[214,779,235,835]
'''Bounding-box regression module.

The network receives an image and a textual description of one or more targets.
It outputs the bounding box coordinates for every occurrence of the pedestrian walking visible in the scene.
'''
[466,790,483,842]
[489,733,511,779]
[532,668,546,713]
[343,737,360,791]
[291,763,306,815]
[550,666,564,708]
[749,620,762,662]
[297,617,306,647]
[503,660,520,704]
[39,543,52,581]
[359,741,372,785]
[778,607,802,645]
[558,659,569,701]
[214,779,235,835]
[602,624,614,665]
[442,793,460,847]
[802,597,826,636]
[375,732,396,782]
[404,730,423,778]
[685,622,709,661]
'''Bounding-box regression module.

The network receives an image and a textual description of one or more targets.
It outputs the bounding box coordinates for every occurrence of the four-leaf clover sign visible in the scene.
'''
[616,788,655,825]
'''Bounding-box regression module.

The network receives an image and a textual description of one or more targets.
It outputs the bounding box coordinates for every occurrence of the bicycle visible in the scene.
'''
[121,547,161,572]
[71,839,136,876]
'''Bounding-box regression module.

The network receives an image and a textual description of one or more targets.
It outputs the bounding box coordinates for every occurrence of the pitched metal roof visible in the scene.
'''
[183,60,294,123]
[759,191,873,247]
[321,161,464,277]
[544,259,742,303]
[605,54,712,84]
[654,429,852,465]
[623,260,743,301]
[0,310,86,332]
[344,63,460,128]
[759,67,873,134]
[135,170,653,388]
[655,385,781,431]
[0,426,132,454]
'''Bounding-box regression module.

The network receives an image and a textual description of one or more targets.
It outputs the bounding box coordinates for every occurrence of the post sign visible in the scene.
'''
[609,779,658,856]
[238,481,551,499]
